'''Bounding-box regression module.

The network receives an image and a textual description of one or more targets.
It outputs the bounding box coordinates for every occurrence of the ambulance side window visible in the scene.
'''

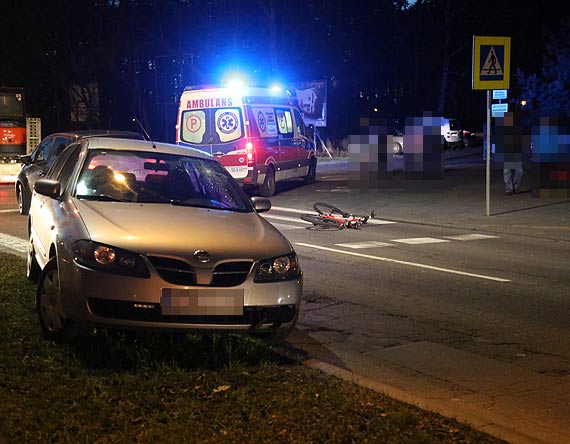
[275,108,294,139]
[293,109,307,137]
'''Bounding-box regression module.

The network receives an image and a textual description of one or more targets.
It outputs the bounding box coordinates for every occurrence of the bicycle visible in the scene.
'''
[300,202,374,230]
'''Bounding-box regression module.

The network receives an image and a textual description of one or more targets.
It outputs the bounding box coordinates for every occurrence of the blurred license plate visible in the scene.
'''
[161,288,244,316]
[226,165,248,178]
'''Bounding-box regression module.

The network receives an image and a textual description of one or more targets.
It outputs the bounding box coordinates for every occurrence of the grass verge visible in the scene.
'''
[0,253,504,443]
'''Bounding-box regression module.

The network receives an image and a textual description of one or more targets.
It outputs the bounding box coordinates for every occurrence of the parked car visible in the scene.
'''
[15,130,144,215]
[442,118,462,149]
[28,137,302,342]
[390,127,404,155]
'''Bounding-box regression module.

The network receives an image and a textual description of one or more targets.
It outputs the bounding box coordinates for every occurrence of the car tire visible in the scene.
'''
[17,183,30,216]
[37,257,71,340]
[258,166,276,197]
[27,234,41,283]
[393,142,403,155]
[303,158,317,184]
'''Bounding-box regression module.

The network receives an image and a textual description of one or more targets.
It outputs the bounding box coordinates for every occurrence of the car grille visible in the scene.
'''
[88,298,297,326]
[147,257,253,287]
[148,256,196,285]
[211,262,252,287]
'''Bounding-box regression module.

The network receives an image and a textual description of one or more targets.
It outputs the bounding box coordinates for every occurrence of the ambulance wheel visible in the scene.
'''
[304,158,317,184]
[259,167,275,197]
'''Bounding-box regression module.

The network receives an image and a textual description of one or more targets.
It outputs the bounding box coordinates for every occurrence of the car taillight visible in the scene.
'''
[246,141,255,166]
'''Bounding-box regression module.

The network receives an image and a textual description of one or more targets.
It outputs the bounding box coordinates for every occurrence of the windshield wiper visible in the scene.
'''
[170,199,227,210]
[76,194,132,202]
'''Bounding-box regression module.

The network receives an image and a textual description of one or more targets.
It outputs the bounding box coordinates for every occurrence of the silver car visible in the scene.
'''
[28,137,302,342]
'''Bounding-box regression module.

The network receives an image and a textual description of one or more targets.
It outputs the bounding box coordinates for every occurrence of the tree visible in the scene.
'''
[516,19,570,113]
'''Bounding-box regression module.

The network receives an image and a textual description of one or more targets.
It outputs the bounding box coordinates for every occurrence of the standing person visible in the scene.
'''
[501,111,529,195]
[504,166,523,195]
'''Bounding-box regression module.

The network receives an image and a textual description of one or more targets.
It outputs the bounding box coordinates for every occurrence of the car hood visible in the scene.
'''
[73,200,292,262]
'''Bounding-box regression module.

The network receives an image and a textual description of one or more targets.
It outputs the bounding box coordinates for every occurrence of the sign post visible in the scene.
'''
[472,36,511,216]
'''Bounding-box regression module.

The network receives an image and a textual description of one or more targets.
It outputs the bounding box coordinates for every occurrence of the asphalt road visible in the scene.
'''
[0,163,569,444]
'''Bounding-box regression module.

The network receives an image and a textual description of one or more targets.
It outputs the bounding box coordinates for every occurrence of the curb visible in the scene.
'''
[274,339,554,444]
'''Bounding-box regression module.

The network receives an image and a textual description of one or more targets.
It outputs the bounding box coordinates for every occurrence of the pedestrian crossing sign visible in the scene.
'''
[472,36,511,90]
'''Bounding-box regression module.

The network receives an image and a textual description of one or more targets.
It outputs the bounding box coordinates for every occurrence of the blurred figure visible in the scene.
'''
[403,113,444,180]
[495,111,531,195]
[531,110,570,198]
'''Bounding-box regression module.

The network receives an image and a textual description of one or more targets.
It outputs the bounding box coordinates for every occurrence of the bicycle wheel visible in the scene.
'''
[312,202,349,218]
[300,214,343,230]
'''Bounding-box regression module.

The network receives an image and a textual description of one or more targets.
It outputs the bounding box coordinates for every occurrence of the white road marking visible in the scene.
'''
[270,206,314,215]
[335,241,393,249]
[0,233,28,254]
[268,222,305,231]
[367,219,397,225]
[295,242,511,283]
[0,209,19,214]
[262,214,313,225]
[443,234,499,241]
[392,237,450,244]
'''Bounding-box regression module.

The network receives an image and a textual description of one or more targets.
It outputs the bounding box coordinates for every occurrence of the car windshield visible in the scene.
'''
[74,149,252,212]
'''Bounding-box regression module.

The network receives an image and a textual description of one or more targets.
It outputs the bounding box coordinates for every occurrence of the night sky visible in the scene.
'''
[1,0,568,141]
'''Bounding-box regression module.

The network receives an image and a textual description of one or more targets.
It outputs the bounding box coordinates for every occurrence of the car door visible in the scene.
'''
[30,143,81,267]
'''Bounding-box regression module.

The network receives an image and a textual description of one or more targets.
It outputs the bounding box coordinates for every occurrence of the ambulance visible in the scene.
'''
[175,86,317,197]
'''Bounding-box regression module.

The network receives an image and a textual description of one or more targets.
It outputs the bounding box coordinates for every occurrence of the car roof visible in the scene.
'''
[81,137,214,160]
[47,130,145,140]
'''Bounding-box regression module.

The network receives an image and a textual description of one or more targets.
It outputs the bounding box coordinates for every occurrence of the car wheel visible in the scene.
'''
[393,142,403,155]
[37,257,70,340]
[17,183,30,216]
[303,158,317,184]
[27,234,41,283]
[258,166,276,197]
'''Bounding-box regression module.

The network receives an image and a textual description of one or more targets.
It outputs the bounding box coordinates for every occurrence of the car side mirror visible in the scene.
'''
[20,155,32,166]
[251,196,271,213]
[34,179,61,198]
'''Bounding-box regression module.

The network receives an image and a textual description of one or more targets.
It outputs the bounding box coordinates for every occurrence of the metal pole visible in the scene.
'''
[486,90,491,216]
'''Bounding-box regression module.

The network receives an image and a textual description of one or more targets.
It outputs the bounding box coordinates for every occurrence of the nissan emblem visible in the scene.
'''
[193,250,211,263]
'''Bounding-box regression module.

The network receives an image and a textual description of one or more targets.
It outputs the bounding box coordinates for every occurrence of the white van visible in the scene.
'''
[175,86,317,197]
[442,118,462,148]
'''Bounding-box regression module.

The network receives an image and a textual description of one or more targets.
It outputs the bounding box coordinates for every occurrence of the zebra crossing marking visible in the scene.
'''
[392,237,451,245]
[268,222,306,231]
[443,234,499,241]
[335,241,393,249]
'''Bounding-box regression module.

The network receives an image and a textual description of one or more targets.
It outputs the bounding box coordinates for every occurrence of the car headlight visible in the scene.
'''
[254,252,301,283]
[73,240,150,278]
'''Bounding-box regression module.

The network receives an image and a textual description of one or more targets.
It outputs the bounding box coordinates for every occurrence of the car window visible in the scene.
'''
[48,136,72,164]
[47,144,82,194]
[74,150,252,211]
[31,137,54,163]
